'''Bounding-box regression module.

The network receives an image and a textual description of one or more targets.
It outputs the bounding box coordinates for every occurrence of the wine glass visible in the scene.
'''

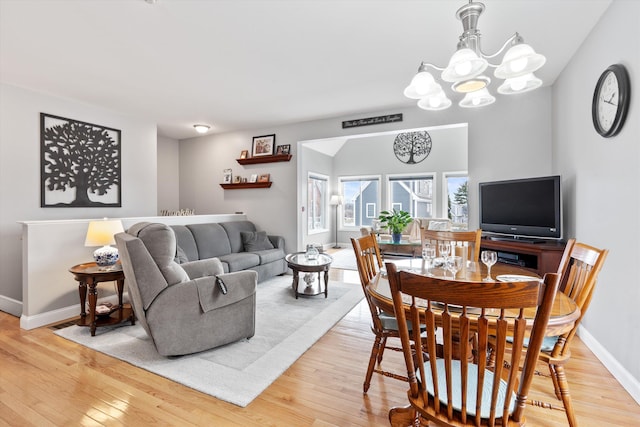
[438,242,451,261]
[422,244,436,275]
[481,250,498,281]
[446,256,463,279]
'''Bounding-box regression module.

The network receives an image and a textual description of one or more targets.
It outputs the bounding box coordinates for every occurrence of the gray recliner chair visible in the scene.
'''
[115,222,257,356]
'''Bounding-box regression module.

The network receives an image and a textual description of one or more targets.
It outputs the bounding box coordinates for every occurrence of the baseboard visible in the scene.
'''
[19,294,123,330]
[578,325,640,404]
[0,294,22,317]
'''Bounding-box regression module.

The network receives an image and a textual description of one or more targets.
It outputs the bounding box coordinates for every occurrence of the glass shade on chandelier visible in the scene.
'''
[85,218,124,269]
[404,1,546,110]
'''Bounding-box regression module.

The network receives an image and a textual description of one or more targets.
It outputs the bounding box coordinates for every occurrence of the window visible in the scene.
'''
[387,174,434,217]
[307,173,328,232]
[339,176,380,228]
[444,172,468,228]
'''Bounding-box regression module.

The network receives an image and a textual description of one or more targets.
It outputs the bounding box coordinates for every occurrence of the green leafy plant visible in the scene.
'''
[378,209,413,235]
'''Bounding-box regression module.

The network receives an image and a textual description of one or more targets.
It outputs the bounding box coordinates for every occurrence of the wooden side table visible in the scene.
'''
[69,262,135,336]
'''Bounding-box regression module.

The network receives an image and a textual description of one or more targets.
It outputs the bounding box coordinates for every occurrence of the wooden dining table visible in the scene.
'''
[368,260,580,337]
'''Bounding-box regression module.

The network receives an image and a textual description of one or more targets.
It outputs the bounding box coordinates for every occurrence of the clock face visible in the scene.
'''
[596,72,619,132]
[592,64,631,138]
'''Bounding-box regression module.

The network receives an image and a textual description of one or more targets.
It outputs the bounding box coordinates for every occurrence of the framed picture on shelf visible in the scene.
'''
[251,134,275,157]
[249,174,258,183]
[233,175,242,184]
[276,144,290,155]
[239,150,248,159]
[222,168,232,184]
[258,173,270,183]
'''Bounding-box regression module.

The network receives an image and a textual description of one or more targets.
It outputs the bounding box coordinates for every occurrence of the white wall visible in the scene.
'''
[157,135,180,213]
[0,83,158,315]
[552,0,639,399]
[178,89,553,255]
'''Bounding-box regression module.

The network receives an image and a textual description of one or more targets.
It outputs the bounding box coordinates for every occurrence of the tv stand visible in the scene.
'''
[487,236,550,244]
[480,237,566,276]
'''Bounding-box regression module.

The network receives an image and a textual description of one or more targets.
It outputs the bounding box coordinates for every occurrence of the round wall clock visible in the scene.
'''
[592,64,631,138]
[393,131,432,164]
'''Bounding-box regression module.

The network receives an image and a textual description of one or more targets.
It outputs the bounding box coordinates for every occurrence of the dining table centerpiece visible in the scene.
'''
[378,209,413,244]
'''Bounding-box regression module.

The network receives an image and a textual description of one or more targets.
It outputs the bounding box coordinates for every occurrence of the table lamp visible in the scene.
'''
[85,218,125,268]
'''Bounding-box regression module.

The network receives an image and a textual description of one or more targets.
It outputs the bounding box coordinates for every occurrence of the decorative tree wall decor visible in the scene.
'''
[393,131,432,164]
[40,113,121,207]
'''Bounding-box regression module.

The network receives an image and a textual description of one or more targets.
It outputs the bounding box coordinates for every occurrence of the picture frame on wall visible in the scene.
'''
[276,144,290,155]
[251,134,275,157]
[40,113,121,207]
[258,173,270,183]
[239,150,249,159]
[223,168,232,184]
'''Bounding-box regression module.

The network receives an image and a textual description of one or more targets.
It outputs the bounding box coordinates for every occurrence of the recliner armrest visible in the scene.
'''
[181,257,225,279]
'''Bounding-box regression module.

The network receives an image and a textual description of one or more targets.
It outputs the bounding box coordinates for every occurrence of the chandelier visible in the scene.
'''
[404,1,546,110]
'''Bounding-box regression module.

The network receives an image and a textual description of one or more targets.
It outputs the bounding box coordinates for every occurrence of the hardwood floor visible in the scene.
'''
[1,267,638,426]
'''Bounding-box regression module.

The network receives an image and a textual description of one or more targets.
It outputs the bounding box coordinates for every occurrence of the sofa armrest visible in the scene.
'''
[268,235,285,249]
[181,257,224,279]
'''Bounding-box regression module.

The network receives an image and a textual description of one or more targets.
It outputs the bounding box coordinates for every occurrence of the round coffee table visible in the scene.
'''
[285,252,333,299]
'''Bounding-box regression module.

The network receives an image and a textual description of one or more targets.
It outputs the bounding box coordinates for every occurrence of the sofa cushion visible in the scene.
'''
[186,223,232,258]
[171,225,199,261]
[218,252,260,272]
[251,248,285,265]
[241,230,275,252]
[220,221,257,253]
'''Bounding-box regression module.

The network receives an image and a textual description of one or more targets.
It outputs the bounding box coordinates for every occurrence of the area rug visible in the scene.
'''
[54,274,363,407]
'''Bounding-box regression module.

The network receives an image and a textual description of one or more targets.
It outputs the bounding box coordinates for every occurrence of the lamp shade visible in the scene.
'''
[441,48,488,83]
[85,219,124,246]
[417,90,452,111]
[497,73,542,95]
[403,70,440,99]
[459,88,496,108]
[494,43,546,79]
[329,195,343,206]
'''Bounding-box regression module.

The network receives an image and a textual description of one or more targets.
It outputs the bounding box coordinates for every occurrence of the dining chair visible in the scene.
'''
[421,229,483,262]
[527,239,608,427]
[351,235,415,393]
[386,261,561,427]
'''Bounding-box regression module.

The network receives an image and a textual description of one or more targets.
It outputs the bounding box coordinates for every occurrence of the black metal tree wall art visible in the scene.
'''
[393,131,432,164]
[40,113,121,207]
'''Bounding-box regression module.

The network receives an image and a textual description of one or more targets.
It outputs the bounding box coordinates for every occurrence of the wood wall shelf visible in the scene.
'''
[236,154,292,165]
[220,182,272,190]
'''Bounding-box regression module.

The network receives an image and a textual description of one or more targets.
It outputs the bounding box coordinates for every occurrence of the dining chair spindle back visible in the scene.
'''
[528,238,609,427]
[351,235,411,393]
[421,229,483,262]
[386,262,561,426]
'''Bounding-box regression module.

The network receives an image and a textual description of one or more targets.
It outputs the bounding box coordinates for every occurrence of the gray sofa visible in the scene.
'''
[115,222,257,356]
[170,220,287,283]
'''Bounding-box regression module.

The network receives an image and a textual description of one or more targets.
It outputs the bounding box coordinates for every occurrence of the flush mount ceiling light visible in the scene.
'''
[193,124,210,134]
[404,1,546,110]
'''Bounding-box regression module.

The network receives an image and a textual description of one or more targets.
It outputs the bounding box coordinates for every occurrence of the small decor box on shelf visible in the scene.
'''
[222,168,232,184]
[258,173,270,183]
[276,144,290,155]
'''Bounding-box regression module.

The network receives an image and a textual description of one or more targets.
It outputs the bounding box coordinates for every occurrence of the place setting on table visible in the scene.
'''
[372,243,580,336]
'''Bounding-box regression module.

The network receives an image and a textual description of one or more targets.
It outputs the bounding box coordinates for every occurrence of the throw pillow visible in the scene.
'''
[241,230,275,252]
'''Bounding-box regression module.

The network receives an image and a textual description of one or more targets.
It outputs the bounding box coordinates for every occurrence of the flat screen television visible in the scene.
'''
[479,175,562,241]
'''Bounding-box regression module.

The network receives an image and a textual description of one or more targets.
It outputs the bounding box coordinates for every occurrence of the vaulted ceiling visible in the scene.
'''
[0,0,612,139]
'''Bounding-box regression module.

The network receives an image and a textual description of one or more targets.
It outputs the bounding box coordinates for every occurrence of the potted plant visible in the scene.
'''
[378,209,413,244]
